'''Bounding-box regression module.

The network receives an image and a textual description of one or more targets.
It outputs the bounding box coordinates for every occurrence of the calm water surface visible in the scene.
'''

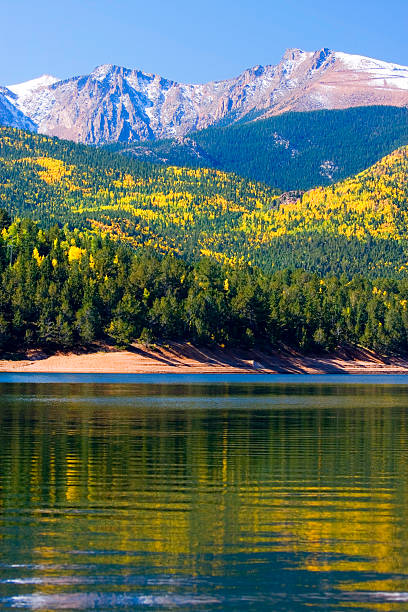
[1,376,408,610]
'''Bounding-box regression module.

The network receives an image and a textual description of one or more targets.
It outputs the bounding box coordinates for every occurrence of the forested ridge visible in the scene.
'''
[0,127,281,269]
[3,127,408,277]
[112,106,408,191]
[2,210,408,356]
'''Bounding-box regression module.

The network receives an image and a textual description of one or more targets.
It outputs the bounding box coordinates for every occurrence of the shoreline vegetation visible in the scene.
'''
[1,343,408,374]
[3,211,408,369]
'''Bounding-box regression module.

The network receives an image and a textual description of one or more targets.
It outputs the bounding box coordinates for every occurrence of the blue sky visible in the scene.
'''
[2,0,408,85]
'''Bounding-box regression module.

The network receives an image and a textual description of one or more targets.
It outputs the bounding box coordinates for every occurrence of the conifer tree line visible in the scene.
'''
[2,209,408,356]
[114,106,408,191]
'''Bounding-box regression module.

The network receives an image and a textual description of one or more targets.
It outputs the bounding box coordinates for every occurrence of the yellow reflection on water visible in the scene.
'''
[1,383,408,607]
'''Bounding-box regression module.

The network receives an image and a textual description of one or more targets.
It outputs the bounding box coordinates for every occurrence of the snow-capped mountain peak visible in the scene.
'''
[2,49,408,144]
[90,64,119,81]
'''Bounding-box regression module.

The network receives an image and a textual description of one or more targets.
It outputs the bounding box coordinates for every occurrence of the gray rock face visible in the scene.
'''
[3,49,408,144]
[0,87,36,131]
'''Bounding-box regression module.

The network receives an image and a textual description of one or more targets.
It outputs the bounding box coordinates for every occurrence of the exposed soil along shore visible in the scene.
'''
[1,342,408,374]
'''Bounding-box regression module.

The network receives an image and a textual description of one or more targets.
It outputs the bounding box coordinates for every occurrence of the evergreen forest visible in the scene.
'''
[3,127,408,278]
[112,106,408,191]
[2,210,408,356]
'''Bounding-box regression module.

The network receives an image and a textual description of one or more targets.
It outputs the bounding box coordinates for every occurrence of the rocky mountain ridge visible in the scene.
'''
[3,48,408,144]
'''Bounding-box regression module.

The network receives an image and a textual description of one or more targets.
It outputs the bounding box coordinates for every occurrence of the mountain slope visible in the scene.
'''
[0,87,36,131]
[112,106,408,191]
[3,48,408,144]
[2,127,408,277]
[0,127,279,264]
[235,144,408,276]
[282,147,408,240]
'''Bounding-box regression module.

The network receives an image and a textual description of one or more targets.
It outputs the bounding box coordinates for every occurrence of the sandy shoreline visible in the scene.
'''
[1,342,408,375]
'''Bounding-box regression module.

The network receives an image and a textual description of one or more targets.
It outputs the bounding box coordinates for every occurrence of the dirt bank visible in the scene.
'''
[1,342,408,374]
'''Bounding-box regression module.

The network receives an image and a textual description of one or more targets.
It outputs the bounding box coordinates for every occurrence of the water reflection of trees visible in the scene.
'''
[1,383,408,582]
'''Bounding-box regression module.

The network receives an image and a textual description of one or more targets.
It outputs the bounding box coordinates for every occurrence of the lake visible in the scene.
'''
[1,375,408,610]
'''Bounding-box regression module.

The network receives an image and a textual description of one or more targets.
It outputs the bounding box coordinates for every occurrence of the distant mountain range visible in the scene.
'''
[1,48,408,144]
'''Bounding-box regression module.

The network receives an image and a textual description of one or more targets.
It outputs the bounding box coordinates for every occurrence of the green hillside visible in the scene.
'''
[0,127,279,266]
[3,127,408,277]
[111,106,408,191]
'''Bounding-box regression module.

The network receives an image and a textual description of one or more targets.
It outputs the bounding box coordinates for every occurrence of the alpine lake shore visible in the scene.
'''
[1,342,408,375]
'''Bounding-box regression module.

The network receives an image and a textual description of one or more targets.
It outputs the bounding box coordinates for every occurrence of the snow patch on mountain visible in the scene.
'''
[0,89,36,131]
[90,65,116,82]
[8,75,59,98]
[335,52,408,90]
[17,88,57,126]
[5,75,60,128]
